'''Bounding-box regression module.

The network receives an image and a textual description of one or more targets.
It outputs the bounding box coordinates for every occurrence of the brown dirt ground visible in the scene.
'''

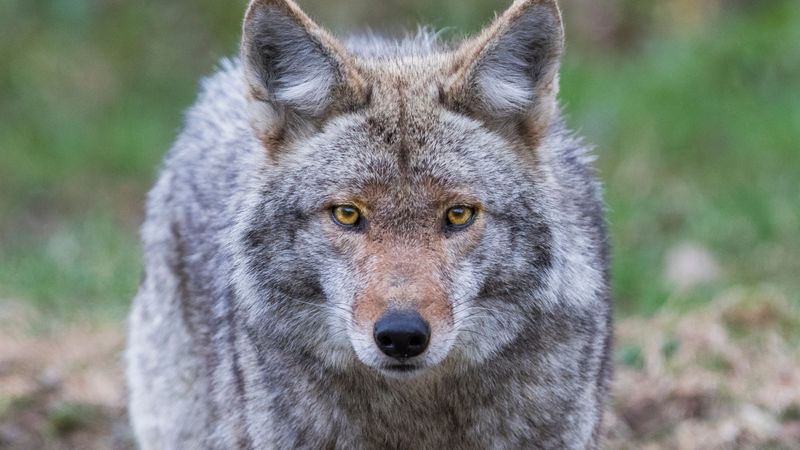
[1,291,799,449]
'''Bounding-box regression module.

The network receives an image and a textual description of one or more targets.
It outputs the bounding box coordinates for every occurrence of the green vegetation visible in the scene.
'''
[561,2,800,312]
[1,0,798,321]
[47,402,100,436]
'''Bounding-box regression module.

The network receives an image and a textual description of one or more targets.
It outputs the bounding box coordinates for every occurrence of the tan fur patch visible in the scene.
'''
[352,236,453,332]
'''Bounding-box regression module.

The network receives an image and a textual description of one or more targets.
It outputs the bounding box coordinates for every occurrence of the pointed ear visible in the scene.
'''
[444,0,564,134]
[241,0,367,143]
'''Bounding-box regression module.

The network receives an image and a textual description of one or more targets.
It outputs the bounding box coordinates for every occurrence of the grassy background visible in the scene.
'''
[0,0,798,321]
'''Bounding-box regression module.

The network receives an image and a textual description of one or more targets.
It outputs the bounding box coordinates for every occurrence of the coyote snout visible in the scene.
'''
[353,262,454,374]
[342,213,460,375]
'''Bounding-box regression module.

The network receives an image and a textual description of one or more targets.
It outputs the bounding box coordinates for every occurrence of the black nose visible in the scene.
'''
[373,310,430,359]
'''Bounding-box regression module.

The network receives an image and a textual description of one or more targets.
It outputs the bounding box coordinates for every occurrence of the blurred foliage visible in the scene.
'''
[0,0,798,320]
[48,402,100,436]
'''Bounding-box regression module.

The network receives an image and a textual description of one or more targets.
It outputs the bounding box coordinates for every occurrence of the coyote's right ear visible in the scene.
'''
[241,0,367,147]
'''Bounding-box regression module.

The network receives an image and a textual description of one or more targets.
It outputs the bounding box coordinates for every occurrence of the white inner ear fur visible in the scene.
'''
[467,2,563,118]
[247,95,281,135]
[476,61,536,114]
[242,3,341,121]
[273,66,334,117]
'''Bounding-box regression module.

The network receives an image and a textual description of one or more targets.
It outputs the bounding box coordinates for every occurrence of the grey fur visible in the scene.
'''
[127,1,612,448]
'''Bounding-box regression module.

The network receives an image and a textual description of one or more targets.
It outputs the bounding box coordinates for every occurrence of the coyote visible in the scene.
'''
[126,0,612,448]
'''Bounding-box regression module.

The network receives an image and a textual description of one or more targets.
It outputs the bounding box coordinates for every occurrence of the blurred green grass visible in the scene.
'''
[0,0,798,321]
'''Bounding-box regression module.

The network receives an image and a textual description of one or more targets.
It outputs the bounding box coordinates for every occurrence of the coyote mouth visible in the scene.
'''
[382,363,421,373]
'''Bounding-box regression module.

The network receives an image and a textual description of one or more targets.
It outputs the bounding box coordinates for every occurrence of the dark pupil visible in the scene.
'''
[339,208,356,220]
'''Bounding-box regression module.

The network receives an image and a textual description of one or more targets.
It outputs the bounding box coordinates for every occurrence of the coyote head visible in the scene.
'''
[235,0,581,378]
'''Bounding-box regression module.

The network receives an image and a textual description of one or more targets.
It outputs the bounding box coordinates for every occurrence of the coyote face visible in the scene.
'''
[241,103,556,378]
[296,111,554,377]
[234,0,571,378]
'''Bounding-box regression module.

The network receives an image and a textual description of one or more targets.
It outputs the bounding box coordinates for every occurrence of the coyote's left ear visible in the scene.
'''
[444,0,564,134]
[241,0,367,148]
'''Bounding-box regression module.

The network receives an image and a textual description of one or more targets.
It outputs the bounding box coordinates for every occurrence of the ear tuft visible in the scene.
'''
[446,0,564,128]
[243,1,333,116]
[241,0,366,141]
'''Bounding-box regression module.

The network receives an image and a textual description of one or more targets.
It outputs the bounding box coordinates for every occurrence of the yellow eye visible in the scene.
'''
[332,205,361,227]
[446,206,476,228]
